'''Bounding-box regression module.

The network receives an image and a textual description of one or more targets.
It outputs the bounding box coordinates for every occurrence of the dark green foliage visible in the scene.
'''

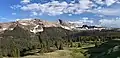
[11,47,20,57]
[0,54,2,58]
[0,26,41,56]
[59,42,64,50]
[0,50,3,58]
[46,40,50,50]
[95,42,101,47]
[0,37,2,58]
[70,42,73,47]
[2,25,32,38]
[1,26,120,57]
[86,40,120,58]
[40,27,73,39]
[78,43,82,47]
[10,40,20,57]
[55,41,59,49]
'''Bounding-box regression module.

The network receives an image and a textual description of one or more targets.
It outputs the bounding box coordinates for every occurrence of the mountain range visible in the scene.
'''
[0,18,107,34]
[0,18,76,34]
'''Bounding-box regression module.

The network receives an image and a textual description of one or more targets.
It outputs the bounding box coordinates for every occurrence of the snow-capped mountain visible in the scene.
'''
[0,18,107,34]
[0,18,74,34]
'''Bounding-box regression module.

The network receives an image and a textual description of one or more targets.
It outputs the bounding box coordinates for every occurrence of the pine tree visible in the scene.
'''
[78,43,81,47]
[0,43,2,58]
[39,42,44,53]
[55,41,59,49]
[0,51,3,58]
[37,33,43,44]
[46,40,50,50]
[69,39,73,47]
[70,42,73,47]
[59,42,63,50]
[39,41,48,53]
[10,40,20,57]
[11,47,20,57]
[0,37,3,58]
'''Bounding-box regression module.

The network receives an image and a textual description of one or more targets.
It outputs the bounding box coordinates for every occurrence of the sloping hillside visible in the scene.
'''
[0,26,73,57]
[86,39,120,58]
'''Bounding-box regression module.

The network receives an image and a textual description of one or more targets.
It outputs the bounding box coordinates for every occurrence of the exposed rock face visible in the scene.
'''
[0,18,106,34]
[58,19,76,30]
[30,25,43,33]
[0,22,17,32]
[58,19,63,24]
[0,19,74,34]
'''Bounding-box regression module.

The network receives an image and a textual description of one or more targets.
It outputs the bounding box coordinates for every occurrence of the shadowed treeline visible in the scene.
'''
[85,39,120,58]
[1,26,120,57]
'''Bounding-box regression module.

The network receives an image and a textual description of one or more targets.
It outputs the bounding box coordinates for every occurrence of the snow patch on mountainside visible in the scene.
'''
[8,28,14,30]
[0,18,106,33]
[20,22,30,26]
[60,25,71,30]
[30,25,43,33]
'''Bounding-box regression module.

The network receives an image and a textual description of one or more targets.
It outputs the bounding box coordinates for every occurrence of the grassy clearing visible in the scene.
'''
[23,49,87,58]
[3,43,94,58]
[22,44,94,58]
[23,50,72,58]
[69,48,86,58]
[68,44,95,58]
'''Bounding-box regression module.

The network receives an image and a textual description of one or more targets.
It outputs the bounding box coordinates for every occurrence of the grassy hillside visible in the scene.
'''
[85,39,120,58]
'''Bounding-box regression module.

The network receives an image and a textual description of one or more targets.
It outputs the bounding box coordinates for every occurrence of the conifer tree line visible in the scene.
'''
[1,27,120,57]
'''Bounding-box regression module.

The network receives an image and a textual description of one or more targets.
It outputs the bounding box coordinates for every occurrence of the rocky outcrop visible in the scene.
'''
[0,19,74,34]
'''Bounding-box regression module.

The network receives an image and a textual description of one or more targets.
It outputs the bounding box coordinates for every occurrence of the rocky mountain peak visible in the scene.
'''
[0,18,74,34]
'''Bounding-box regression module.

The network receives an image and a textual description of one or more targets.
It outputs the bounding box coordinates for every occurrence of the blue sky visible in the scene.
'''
[1,0,120,27]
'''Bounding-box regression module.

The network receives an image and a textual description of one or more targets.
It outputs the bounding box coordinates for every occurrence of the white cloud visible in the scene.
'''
[21,0,31,4]
[105,0,116,6]
[82,17,89,20]
[21,3,40,11]
[79,0,93,9]
[92,6,120,16]
[100,9,120,16]
[69,18,94,26]
[16,19,20,21]
[99,19,120,28]
[11,0,120,16]
[117,0,120,4]
[10,5,21,10]
[68,14,72,16]
[16,18,32,21]
[98,15,104,17]
[31,12,38,16]
[20,1,94,16]
[69,18,120,28]
[79,19,93,24]
[12,13,16,15]
[95,0,105,5]
[94,0,117,6]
